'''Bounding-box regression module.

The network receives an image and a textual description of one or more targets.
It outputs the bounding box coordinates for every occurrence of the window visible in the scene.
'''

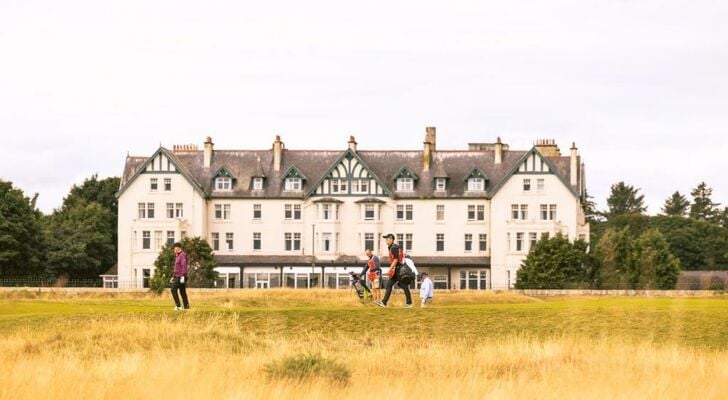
[523,179,531,192]
[468,205,486,221]
[512,204,527,220]
[396,178,414,192]
[322,233,332,252]
[479,234,487,251]
[146,203,154,219]
[322,204,333,220]
[150,178,158,191]
[468,178,485,191]
[436,205,445,221]
[166,231,175,247]
[211,232,220,251]
[436,233,445,252]
[154,231,162,250]
[331,179,348,194]
[284,233,301,251]
[405,233,413,252]
[226,233,234,251]
[285,178,301,191]
[142,231,151,250]
[138,203,146,219]
[142,269,151,288]
[537,178,545,192]
[215,204,231,220]
[397,205,404,221]
[406,205,413,220]
[253,233,261,250]
[284,204,302,220]
[253,204,261,220]
[364,233,375,251]
[164,178,171,191]
[529,232,538,250]
[364,205,375,221]
[167,203,174,218]
[253,178,264,191]
[435,178,447,191]
[216,177,232,191]
[516,232,524,252]
[464,234,473,252]
[175,203,184,218]
[541,204,557,220]
[352,179,369,194]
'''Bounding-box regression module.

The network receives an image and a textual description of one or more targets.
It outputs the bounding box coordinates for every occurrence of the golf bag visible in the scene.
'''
[349,272,372,300]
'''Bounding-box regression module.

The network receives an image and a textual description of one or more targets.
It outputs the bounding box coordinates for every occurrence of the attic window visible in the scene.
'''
[284,177,302,191]
[215,177,232,191]
[253,178,264,191]
[467,178,485,192]
[435,178,447,192]
[396,178,414,192]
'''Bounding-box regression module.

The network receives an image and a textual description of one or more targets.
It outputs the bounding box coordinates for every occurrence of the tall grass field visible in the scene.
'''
[1,289,727,399]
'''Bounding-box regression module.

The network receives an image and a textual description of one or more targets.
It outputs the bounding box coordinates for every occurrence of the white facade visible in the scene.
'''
[116,133,588,289]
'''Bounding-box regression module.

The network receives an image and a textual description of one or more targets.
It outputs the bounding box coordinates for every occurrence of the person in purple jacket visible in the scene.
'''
[169,242,190,310]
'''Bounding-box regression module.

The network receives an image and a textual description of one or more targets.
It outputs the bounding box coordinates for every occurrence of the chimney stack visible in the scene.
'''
[495,137,503,165]
[273,135,283,172]
[348,135,357,152]
[570,142,578,187]
[423,127,436,171]
[535,139,561,157]
[203,136,214,168]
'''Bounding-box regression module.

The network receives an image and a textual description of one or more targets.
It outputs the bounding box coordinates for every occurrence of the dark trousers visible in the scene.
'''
[382,277,412,305]
[171,277,189,308]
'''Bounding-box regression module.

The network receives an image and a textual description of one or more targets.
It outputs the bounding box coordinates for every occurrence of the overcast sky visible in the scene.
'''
[1,0,727,214]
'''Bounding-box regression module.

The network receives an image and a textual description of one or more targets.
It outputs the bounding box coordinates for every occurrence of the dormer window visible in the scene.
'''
[253,178,264,191]
[397,178,414,192]
[468,178,485,192]
[285,177,302,191]
[215,177,232,191]
[435,178,447,192]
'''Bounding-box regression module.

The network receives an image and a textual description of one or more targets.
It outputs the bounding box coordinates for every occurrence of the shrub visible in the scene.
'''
[264,353,350,385]
[707,276,725,291]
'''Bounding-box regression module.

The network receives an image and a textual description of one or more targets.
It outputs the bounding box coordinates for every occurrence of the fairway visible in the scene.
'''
[1,290,727,399]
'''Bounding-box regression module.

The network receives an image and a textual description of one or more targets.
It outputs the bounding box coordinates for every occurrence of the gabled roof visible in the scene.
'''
[487,146,580,199]
[117,147,207,199]
[391,166,419,181]
[463,166,489,182]
[305,148,391,198]
[281,165,308,181]
[212,165,238,181]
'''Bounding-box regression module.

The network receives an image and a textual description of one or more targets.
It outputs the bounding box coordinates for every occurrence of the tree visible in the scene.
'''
[661,191,690,217]
[149,236,218,294]
[632,229,681,289]
[689,182,720,222]
[61,175,120,255]
[44,201,115,279]
[515,234,590,289]
[605,182,647,219]
[593,227,635,289]
[0,179,44,276]
[582,190,603,222]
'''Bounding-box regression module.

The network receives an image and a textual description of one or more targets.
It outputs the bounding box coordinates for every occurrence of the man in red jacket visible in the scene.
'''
[375,234,412,308]
[170,242,190,311]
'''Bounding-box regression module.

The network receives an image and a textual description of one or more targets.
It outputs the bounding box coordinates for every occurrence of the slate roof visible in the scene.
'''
[120,144,581,200]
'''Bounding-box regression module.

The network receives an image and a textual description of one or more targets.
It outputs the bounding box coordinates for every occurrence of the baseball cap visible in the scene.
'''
[382,233,395,239]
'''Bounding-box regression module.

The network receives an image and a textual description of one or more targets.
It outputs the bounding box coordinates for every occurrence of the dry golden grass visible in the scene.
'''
[1,290,727,399]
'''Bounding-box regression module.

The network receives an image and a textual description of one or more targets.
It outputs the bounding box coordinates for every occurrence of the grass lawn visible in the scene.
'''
[1,290,727,399]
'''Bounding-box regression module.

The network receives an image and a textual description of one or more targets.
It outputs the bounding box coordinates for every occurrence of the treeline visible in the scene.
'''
[517,181,728,289]
[0,176,119,279]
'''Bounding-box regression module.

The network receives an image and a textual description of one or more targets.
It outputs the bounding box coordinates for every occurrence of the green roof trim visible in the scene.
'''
[212,165,238,181]
[305,148,392,198]
[392,166,420,181]
[281,165,308,181]
[487,147,579,199]
[116,147,208,199]
[463,166,489,182]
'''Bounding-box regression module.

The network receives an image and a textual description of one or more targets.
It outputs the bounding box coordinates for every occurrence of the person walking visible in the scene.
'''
[375,234,412,308]
[170,242,190,310]
[361,249,382,302]
[419,272,434,307]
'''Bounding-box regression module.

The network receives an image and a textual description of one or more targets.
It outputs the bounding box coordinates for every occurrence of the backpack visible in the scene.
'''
[398,259,416,286]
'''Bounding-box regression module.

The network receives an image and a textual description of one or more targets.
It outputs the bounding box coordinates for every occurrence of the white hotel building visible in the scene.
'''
[113,128,589,290]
